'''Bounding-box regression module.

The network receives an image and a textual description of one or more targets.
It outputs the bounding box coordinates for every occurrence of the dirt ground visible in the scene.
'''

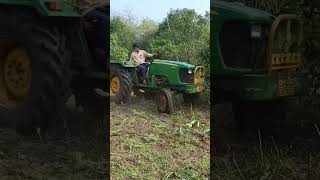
[0,95,107,180]
[213,99,320,179]
[110,96,210,179]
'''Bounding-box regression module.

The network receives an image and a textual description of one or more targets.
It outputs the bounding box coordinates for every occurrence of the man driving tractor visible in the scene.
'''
[129,43,156,84]
[78,0,108,67]
[74,0,110,106]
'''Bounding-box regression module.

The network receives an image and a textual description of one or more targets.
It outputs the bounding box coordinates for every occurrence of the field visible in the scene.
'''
[0,96,107,179]
[213,100,320,179]
[110,97,210,179]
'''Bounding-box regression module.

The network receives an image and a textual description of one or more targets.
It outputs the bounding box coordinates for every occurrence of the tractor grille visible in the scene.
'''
[220,22,269,69]
[179,68,193,83]
[273,69,298,97]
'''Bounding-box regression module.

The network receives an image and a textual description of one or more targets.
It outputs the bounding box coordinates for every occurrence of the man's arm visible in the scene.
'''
[143,50,154,58]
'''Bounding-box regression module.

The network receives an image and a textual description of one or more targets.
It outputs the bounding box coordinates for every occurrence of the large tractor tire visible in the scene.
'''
[110,65,132,104]
[0,8,70,135]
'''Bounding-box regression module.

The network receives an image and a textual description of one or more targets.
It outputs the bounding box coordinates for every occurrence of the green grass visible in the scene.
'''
[213,146,320,179]
[110,101,210,179]
[213,101,320,180]
[0,104,107,180]
[0,132,107,180]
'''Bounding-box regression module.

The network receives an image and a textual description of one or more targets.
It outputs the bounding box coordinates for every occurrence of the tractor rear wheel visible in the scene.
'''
[156,88,173,114]
[110,65,132,104]
[0,8,70,135]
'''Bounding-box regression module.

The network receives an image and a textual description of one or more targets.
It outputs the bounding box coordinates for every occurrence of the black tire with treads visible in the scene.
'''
[0,8,71,135]
[156,88,173,114]
[110,65,132,104]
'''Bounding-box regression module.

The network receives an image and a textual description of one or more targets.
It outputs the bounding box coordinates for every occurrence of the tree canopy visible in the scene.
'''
[110,8,210,93]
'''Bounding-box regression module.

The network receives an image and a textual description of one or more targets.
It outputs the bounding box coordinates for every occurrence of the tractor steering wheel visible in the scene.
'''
[153,53,160,59]
[148,53,160,64]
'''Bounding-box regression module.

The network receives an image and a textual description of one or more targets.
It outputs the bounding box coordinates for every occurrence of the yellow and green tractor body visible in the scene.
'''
[110,59,205,95]
[212,1,304,102]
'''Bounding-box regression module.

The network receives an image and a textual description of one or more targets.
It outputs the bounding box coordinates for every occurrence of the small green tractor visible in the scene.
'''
[110,58,205,113]
[211,0,308,149]
[0,0,108,134]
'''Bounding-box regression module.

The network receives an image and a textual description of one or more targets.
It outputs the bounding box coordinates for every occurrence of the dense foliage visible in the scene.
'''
[110,9,210,93]
[147,9,210,68]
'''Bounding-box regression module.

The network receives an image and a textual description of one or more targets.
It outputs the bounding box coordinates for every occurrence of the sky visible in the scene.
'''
[110,0,210,22]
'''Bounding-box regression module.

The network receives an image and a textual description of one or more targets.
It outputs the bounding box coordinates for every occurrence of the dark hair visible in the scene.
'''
[132,43,139,49]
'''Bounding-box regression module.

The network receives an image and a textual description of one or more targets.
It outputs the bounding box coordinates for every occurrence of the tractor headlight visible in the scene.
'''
[188,69,192,74]
[251,25,262,38]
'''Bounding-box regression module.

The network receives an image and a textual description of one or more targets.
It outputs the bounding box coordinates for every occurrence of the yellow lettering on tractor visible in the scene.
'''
[271,53,302,69]
[267,14,304,97]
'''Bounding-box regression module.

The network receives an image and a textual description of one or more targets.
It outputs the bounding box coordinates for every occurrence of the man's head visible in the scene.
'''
[132,43,140,52]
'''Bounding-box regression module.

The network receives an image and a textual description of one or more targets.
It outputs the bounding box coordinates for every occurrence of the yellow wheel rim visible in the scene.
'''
[3,48,32,100]
[110,76,120,96]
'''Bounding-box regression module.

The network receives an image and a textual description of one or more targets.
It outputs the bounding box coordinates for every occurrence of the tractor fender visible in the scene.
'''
[0,0,81,17]
[110,60,136,68]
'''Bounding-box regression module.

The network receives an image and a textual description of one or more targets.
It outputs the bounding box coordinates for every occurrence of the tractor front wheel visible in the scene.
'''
[155,88,173,114]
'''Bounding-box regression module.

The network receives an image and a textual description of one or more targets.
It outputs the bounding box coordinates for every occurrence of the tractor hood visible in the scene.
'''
[212,0,274,22]
[152,59,195,69]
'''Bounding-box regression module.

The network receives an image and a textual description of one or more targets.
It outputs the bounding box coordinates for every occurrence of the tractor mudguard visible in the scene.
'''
[0,0,81,17]
[110,60,136,68]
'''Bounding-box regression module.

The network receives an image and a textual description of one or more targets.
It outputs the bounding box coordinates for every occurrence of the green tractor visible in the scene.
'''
[110,58,205,113]
[211,1,306,149]
[0,0,108,134]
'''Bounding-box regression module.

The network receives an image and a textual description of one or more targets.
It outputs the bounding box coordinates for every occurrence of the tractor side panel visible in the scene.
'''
[214,74,277,101]
[149,62,181,85]
[0,0,81,17]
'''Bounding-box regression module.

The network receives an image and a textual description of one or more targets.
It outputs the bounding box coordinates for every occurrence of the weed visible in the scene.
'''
[110,101,210,179]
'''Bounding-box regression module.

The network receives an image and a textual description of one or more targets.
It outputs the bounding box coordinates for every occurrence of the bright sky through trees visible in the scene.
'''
[111,0,210,22]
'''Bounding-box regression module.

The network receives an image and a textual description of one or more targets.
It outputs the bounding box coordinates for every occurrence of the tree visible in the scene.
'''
[110,16,136,59]
[148,8,210,69]
[109,8,210,93]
